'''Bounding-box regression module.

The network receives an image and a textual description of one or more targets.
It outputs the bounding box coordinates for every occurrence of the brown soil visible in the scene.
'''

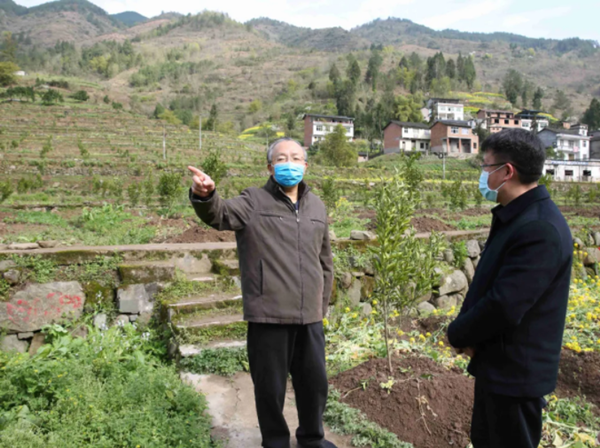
[556,349,600,409]
[330,355,474,448]
[163,226,236,243]
[411,217,455,232]
[559,206,600,218]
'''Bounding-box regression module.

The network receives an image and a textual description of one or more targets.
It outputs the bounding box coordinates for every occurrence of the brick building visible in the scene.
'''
[383,121,431,154]
[476,109,522,133]
[430,120,479,155]
[302,114,354,147]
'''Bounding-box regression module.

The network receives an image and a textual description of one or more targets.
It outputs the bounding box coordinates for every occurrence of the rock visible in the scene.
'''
[573,237,584,248]
[0,281,85,332]
[17,332,34,340]
[352,271,365,278]
[174,253,212,275]
[359,303,372,317]
[432,267,445,288]
[118,263,176,284]
[137,311,153,327]
[212,259,240,276]
[3,269,20,285]
[83,281,115,311]
[0,244,8,251]
[144,282,166,302]
[584,248,600,266]
[418,292,433,303]
[93,313,108,330]
[129,315,138,323]
[117,284,151,314]
[347,278,362,306]
[417,302,436,315]
[52,182,60,188]
[340,272,352,289]
[114,315,130,327]
[7,243,40,250]
[364,262,374,276]
[463,258,475,284]
[473,256,481,270]
[360,276,375,301]
[478,240,486,251]
[1,335,29,353]
[466,240,481,258]
[443,249,455,264]
[350,230,376,241]
[28,333,45,355]
[594,232,600,247]
[70,324,88,339]
[438,270,468,297]
[433,295,458,309]
[38,240,59,249]
[328,230,337,241]
[0,260,17,272]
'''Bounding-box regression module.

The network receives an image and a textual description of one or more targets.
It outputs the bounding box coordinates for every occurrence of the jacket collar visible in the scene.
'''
[265,176,310,201]
[492,185,550,224]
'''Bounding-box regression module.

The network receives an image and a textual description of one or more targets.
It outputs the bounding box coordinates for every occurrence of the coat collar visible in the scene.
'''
[264,176,310,201]
[492,185,550,224]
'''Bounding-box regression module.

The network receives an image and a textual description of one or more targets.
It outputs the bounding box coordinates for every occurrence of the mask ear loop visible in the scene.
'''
[490,164,509,193]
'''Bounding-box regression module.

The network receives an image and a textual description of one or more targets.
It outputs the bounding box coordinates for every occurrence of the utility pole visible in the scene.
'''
[163,127,166,161]
[442,148,446,181]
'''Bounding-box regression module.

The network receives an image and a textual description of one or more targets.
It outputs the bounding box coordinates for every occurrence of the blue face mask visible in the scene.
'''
[479,164,507,202]
[273,162,305,187]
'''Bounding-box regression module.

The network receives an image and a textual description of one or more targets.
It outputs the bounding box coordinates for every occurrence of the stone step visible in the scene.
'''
[167,293,243,317]
[174,313,245,331]
[178,339,247,358]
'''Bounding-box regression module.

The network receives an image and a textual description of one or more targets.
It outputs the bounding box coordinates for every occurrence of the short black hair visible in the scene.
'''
[481,128,546,184]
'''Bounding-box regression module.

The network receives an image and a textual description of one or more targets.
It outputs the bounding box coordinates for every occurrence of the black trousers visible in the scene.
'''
[247,321,328,448]
[471,380,547,448]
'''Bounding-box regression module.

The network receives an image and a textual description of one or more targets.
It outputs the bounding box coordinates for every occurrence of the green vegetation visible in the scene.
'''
[180,348,249,376]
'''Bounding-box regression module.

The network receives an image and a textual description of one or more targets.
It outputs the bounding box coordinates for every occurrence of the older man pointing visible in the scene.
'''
[187,137,336,448]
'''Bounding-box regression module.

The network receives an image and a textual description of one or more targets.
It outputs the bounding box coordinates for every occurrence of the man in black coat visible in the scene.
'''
[448,129,573,448]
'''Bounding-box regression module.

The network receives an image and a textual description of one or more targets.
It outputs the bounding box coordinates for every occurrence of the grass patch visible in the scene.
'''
[0,324,220,448]
[180,347,249,376]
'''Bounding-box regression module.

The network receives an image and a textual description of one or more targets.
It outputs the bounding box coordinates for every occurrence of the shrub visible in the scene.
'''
[201,149,228,186]
[157,172,184,210]
[41,89,64,105]
[0,179,13,203]
[71,90,89,102]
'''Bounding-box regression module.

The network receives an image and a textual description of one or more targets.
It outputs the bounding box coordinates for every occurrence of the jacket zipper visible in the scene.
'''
[296,207,304,323]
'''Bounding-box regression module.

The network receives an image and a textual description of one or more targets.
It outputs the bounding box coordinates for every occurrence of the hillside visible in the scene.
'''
[0,0,122,45]
[2,2,599,134]
[111,11,147,27]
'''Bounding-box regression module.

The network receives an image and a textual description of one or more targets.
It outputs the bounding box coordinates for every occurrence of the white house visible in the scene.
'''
[515,110,550,132]
[302,114,354,147]
[538,127,591,161]
[426,98,464,121]
[544,160,600,182]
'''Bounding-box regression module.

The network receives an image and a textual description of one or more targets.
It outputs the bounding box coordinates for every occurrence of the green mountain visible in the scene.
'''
[111,11,147,26]
[0,0,27,15]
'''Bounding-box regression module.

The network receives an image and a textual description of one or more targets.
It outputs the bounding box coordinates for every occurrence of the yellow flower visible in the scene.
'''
[372,300,378,305]
[438,341,444,347]
[345,307,350,313]
[409,337,416,343]
[352,313,358,319]
[371,310,378,315]
[419,334,426,341]
[323,318,329,327]
[426,332,432,337]
[397,330,405,336]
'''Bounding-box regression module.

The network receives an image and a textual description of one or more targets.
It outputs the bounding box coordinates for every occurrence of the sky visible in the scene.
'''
[14,0,600,42]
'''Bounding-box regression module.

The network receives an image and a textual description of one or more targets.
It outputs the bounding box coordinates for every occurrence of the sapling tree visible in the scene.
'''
[371,163,445,373]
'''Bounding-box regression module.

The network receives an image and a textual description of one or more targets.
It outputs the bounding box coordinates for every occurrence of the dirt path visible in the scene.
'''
[181,372,353,448]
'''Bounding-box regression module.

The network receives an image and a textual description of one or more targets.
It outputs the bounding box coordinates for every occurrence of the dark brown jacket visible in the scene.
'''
[189,177,333,325]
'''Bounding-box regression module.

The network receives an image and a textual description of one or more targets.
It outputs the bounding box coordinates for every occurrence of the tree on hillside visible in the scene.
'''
[365,49,383,91]
[503,69,523,106]
[399,56,409,69]
[532,87,544,110]
[521,80,535,108]
[329,63,341,84]
[153,103,165,119]
[206,104,218,131]
[71,90,89,102]
[0,61,19,86]
[457,53,465,80]
[553,90,571,112]
[462,56,477,89]
[395,95,424,123]
[582,98,600,130]
[426,52,446,86]
[41,89,64,105]
[347,54,361,86]
[0,32,17,63]
[334,80,356,117]
[446,58,456,79]
[321,125,357,167]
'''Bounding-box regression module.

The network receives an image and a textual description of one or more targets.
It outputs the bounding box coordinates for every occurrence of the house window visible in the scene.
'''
[584,170,592,177]
[474,142,478,149]
[451,127,459,134]
[565,170,574,176]
[514,120,519,125]
[546,169,555,175]
[504,120,510,125]
[316,125,323,132]
[461,128,469,135]
[583,141,588,148]
[403,128,409,133]
[494,119,500,124]
[420,142,425,149]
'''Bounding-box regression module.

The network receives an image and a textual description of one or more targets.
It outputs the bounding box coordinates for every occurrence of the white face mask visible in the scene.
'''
[479,164,507,202]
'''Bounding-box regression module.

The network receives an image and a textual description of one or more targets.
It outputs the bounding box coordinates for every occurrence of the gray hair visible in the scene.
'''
[266,137,307,164]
